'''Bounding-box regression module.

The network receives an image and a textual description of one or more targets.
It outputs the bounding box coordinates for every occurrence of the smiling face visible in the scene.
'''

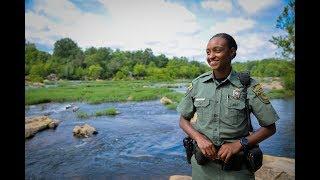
[206,37,235,71]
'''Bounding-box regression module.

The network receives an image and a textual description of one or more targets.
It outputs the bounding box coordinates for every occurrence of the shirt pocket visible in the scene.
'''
[224,97,246,125]
[194,98,211,127]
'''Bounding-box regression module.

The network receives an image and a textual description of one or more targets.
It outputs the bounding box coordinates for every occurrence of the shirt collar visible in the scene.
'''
[201,69,242,88]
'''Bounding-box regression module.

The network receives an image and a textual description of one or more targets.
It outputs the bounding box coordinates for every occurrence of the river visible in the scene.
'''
[25,96,294,179]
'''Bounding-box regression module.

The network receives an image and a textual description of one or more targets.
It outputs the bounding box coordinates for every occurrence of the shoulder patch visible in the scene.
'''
[187,83,193,91]
[252,83,270,104]
[185,83,193,96]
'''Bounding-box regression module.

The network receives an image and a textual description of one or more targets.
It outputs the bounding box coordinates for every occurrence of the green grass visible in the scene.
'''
[25,80,176,105]
[76,111,89,119]
[95,107,119,116]
[267,89,295,99]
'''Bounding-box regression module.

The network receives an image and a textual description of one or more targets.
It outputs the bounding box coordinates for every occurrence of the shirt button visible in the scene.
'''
[216,100,219,103]
[214,114,218,118]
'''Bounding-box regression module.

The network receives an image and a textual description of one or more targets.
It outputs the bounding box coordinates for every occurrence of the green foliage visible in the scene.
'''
[270,0,295,59]
[25,80,173,105]
[114,71,127,80]
[283,71,295,90]
[76,111,89,119]
[27,74,44,83]
[95,107,119,116]
[88,65,103,80]
[25,42,51,65]
[25,38,211,81]
[133,64,146,77]
[232,59,295,96]
[146,67,172,81]
[53,38,82,59]
[74,67,86,80]
[267,89,294,99]
[232,59,294,77]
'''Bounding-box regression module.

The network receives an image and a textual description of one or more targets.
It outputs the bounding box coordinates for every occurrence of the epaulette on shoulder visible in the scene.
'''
[248,77,258,87]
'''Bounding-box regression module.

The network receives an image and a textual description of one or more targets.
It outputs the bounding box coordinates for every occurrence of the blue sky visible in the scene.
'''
[25,0,288,62]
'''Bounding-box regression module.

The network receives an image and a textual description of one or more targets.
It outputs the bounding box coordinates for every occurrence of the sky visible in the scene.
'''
[25,0,289,62]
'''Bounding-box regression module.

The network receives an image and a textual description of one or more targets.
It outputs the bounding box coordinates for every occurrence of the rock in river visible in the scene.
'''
[25,116,60,139]
[160,96,173,105]
[73,124,98,138]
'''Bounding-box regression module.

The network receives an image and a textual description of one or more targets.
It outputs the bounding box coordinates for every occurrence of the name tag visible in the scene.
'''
[195,98,205,101]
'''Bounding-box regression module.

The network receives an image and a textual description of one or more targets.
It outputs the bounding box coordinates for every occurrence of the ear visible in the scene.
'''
[230,47,236,59]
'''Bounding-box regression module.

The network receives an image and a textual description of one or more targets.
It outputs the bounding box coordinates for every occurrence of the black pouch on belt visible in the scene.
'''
[222,151,245,171]
[194,145,210,165]
[245,145,263,172]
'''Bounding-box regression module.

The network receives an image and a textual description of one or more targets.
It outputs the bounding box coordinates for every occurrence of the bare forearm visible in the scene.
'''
[179,115,203,141]
[247,123,276,146]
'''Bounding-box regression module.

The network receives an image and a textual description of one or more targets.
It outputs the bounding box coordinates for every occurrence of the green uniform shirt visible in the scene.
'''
[177,69,279,146]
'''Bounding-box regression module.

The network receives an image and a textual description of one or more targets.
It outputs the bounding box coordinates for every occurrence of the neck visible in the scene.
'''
[213,66,232,79]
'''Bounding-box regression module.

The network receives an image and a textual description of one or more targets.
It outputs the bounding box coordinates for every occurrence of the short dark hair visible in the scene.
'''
[210,33,237,59]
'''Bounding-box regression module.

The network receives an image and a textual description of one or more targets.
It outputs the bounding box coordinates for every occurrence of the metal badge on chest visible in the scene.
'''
[232,88,241,100]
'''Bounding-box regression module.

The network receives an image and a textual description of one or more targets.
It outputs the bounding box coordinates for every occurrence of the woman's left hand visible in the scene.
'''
[217,141,242,163]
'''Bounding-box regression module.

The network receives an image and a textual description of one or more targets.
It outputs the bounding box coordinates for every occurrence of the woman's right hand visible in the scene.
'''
[195,134,217,160]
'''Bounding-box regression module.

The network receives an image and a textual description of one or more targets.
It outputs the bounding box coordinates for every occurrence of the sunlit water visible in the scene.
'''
[25,101,190,179]
[25,89,294,179]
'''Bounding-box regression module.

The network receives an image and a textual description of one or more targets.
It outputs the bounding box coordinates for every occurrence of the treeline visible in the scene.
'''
[232,59,295,90]
[25,38,294,91]
[25,38,210,82]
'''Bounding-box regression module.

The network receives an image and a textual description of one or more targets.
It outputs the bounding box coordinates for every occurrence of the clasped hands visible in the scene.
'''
[195,135,242,163]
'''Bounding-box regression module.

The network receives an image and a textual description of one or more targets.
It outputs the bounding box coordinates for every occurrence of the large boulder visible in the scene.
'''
[25,116,60,139]
[169,175,192,180]
[255,155,295,180]
[73,124,98,138]
[160,96,173,105]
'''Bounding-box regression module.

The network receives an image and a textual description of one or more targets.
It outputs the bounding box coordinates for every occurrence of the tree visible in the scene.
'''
[53,38,82,59]
[133,64,146,77]
[88,65,103,80]
[270,0,295,60]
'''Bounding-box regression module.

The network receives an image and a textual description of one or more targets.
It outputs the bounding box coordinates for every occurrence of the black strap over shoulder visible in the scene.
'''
[238,71,251,87]
[238,71,253,132]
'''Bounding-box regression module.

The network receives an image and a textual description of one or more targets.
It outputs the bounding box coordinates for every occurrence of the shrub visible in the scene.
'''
[77,111,89,119]
[95,107,119,116]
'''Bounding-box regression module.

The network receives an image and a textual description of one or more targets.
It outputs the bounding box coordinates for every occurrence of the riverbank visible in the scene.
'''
[25,79,293,107]
[25,80,184,107]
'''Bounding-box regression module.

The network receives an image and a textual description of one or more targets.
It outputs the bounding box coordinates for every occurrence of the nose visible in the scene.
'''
[208,52,215,60]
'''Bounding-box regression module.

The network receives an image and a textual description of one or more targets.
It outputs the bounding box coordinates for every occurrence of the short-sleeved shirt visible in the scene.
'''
[177,69,279,146]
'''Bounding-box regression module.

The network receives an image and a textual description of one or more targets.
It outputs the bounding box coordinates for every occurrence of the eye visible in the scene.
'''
[214,49,222,53]
[206,51,210,55]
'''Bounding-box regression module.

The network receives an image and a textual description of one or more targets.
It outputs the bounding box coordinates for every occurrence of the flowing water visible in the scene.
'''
[25,85,294,179]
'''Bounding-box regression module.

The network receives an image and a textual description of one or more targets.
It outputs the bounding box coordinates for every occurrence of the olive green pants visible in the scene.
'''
[191,155,255,180]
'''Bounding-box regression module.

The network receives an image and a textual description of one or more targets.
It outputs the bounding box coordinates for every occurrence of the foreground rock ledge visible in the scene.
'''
[73,124,98,138]
[25,116,60,139]
[169,154,294,180]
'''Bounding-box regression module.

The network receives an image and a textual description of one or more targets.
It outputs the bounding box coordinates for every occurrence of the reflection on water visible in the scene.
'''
[25,97,294,179]
[25,101,190,179]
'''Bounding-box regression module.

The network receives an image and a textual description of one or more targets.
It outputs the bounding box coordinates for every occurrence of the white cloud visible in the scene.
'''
[25,0,202,58]
[233,33,276,61]
[201,0,233,13]
[209,17,255,35]
[25,0,281,62]
[238,0,277,14]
